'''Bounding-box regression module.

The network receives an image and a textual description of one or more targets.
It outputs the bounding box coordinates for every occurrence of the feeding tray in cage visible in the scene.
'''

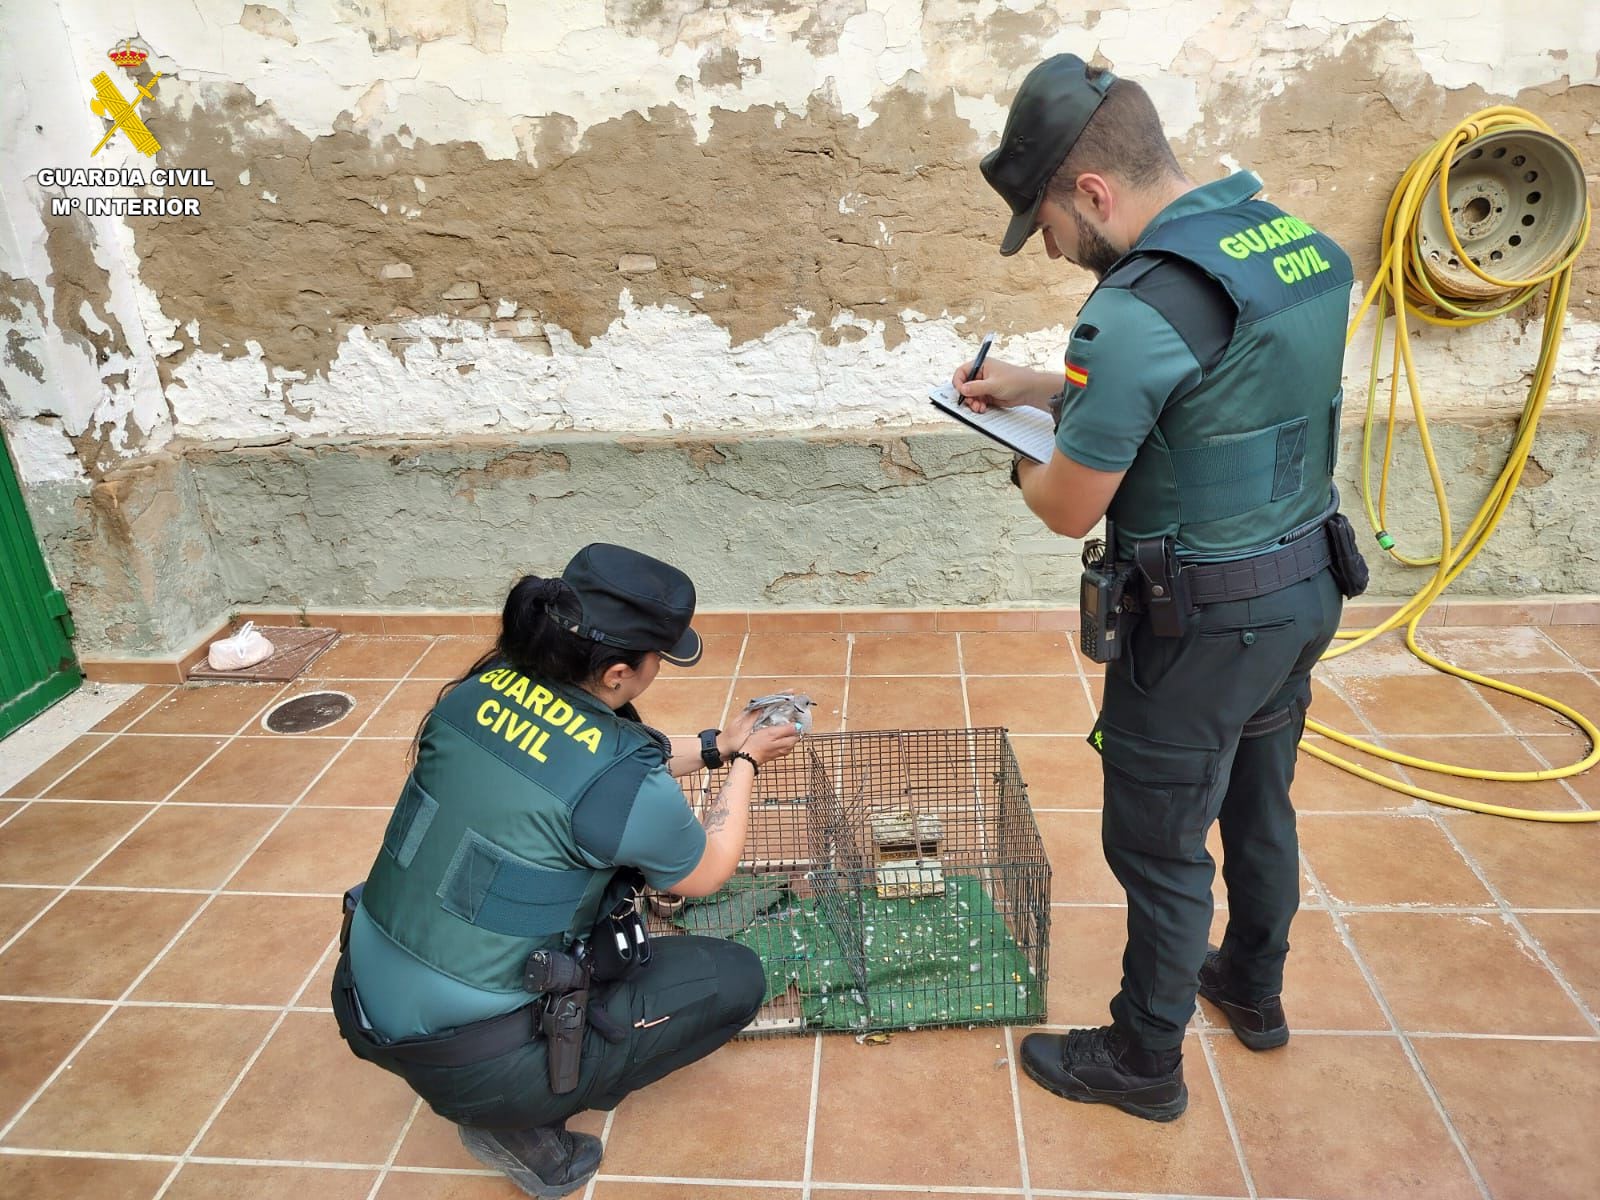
[870,810,945,899]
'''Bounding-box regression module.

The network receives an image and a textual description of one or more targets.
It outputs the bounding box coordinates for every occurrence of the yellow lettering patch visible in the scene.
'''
[471,672,605,762]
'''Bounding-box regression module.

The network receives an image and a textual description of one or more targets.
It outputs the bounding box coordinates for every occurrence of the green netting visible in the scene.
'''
[674,873,1042,1030]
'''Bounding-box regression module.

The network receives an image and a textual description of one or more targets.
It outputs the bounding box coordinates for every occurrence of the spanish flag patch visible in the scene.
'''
[1065,361,1090,388]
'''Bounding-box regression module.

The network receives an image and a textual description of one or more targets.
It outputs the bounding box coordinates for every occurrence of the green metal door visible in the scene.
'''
[0,426,80,739]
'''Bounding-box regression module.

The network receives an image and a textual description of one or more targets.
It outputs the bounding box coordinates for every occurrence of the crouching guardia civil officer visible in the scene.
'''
[953,56,1369,1121]
[331,544,800,1195]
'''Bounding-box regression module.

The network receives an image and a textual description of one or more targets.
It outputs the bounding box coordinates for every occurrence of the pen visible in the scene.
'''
[962,332,996,408]
[968,331,996,383]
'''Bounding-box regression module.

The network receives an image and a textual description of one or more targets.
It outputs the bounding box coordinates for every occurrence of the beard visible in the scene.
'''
[1071,205,1121,279]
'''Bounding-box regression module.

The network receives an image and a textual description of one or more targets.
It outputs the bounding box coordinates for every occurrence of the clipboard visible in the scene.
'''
[928,383,1056,464]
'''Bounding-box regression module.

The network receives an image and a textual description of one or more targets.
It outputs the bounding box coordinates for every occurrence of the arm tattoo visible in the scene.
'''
[703,782,734,835]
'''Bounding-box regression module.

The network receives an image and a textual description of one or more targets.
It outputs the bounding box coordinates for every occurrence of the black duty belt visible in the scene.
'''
[1180,523,1333,607]
[332,950,539,1068]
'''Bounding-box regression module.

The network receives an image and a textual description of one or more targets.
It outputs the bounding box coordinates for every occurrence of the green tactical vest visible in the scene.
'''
[1088,199,1354,558]
[361,664,670,993]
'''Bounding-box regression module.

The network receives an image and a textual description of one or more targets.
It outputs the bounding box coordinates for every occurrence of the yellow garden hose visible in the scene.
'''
[1301,106,1599,822]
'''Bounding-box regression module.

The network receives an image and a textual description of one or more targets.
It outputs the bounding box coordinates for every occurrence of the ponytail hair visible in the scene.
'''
[410,574,649,763]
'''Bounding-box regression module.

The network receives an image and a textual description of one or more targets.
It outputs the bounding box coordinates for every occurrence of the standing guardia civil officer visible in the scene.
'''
[953,55,1367,1121]
[332,544,800,1194]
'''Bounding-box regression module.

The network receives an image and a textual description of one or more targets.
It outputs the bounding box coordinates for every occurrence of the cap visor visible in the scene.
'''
[660,626,703,668]
[999,191,1046,257]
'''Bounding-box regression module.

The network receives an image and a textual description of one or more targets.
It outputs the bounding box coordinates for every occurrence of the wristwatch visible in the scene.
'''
[698,728,723,770]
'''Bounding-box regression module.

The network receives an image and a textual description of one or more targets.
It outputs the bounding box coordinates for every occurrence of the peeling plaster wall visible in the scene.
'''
[0,1,1597,655]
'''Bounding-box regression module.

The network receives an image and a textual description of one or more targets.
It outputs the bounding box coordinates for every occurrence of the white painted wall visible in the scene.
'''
[1,0,1595,485]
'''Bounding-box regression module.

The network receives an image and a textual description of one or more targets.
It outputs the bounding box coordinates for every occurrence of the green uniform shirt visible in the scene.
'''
[1055,172,1264,473]
[352,751,705,1040]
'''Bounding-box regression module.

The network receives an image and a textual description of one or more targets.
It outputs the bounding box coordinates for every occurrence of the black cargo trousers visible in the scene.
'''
[1093,567,1343,1053]
[333,935,766,1131]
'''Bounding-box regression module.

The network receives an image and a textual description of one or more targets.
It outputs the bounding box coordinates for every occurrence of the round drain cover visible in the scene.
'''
[264,691,356,734]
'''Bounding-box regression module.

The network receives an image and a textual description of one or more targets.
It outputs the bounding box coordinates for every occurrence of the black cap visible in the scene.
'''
[557,544,703,668]
[979,54,1117,256]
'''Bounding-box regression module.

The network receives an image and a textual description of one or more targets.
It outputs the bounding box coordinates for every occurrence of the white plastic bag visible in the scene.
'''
[208,621,275,671]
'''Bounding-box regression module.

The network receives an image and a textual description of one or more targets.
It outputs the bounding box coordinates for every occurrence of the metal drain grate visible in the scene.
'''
[263,691,356,734]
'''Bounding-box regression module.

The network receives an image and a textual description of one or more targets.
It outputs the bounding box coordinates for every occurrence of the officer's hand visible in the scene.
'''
[952,356,1036,414]
[720,705,761,756]
[742,721,801,767]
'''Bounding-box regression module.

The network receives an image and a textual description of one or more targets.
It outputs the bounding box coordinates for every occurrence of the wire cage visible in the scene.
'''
[654,728,1051,1035]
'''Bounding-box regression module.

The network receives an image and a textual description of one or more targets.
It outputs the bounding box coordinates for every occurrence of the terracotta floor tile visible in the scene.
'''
[1324,629,1440,677]
[0,887,55,945]
[1213,1033,1480,1199]
[848,631,960,676]
[309,635,432,679]
[1347,912,1590,1035]
[410,636,496,679]
[292,941,340,1008]
[1009,735,1102,808]
[362,680,448,738]
[1414,626,1576,673]
[590,1187,799,1200]
[1520,912,1600,1015]
[960,630,1076,675]
[0,890,203,998]
[0,1154,170,1200]
[846,675,965,730]
[965,676,1096,735]
[737,633,849,677]
[1307,673,1366,732]
[5,1006,274,1153]
[1297,815,1493,907]
[1045,906,1126,1026]
[170,736,344,806]
[1038,811,1122,904]
[1525,735,1600,805]
[0,1001,104,1125]
[0,801,152,884]
[600,1038,811,1181]
[200,1011,416,1162]
[1415,1038,1600,1200]
[45,735,225,802]
[1442,815,1600,909]
[2,735,111,798]
[134,894,334,1005]
[633,678,733,736]
[1543,624,1600,669]
[87,804,281,889]
[89,686,172,732]
[1290,747,1414,811]
[374,1178,518,1200]
[731,676,845,734]
[304,739,414,806]
[266,681,397,736]
[165,1163,379,1200]
[663,633,746,677]
[1480,669,1600,736]
[393,1106,607,1171]
[1271,908,1388,1032]
[1383,735,1585,812]
[1339,673,1505,735]
[129,683,286,735]
[226,808,389,894]
[747,612,840,633]
[1021,1030,1245,1196]
[811,1029,1019,1187]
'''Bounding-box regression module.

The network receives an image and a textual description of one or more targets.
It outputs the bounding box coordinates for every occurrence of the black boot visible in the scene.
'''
[457,1122,603,1198]
[1019,1026,1187,1122]
[1197,947,1289,1050]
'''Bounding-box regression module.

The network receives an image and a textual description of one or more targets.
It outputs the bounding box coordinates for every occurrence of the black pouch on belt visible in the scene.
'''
[1324,512,1370,599]
[588,868,651,985]
[1134,536,1192,638]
